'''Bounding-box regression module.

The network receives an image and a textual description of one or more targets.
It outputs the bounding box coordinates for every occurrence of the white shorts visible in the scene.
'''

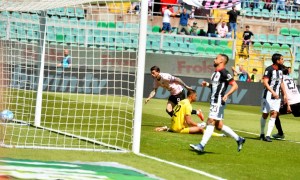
[208,103,226,120]
[261,98,281,113]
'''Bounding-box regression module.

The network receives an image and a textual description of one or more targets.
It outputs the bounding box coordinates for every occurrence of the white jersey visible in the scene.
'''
[283,75,300,105]
[153,72,183,95]
[163,9,172,23]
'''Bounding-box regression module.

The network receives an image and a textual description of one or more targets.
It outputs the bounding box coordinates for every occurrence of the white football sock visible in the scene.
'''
[221,125,239,141]
[260,117,266,135]
[200,125,214,147]
[266,117,276,137]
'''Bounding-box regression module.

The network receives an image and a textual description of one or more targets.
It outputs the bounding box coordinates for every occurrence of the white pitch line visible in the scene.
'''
[234,130,300,144]
[137,153,226,180]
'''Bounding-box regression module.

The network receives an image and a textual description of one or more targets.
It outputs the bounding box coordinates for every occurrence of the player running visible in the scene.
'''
[190,54,245,153]
[145,66,204,120]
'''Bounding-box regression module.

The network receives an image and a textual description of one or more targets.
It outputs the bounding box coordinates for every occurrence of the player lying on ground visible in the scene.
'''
[155,89,225,137]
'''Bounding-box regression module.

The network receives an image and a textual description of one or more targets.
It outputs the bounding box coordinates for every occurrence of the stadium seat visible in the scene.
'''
[175,36,184,43]
[278,11,288,20]
[215,46,223,54]
[280,27,290,36]
[267,34,277,43]
[108,22,116,28]
[60,17,69,24]
[277,35,286,44]
[296,11,300,20]
[262,42,271,49]
[1,11,10,17]
[86,20,97,27]
[179,43,189,53]
[196,46,205,55]
[65,35,76,46]
[244,8,253,17]
[69,18,78,25]
[152,26,161,33]
[288,11,296,20]
[125,23,139,29]
[56,7,65,16]
[56,34,65,44]
[289,28,299,37]
[259,34,267,42]
[97,21,108,28]
[252,8,262,18]
[75,8,85,19]
[271,43,281,50]
[253,42,262,50]
[281,44,290,49]
[285,36,294,44]
[66,8,75,17]
[192,38,201,44]
[76,35,85,47]
[116,22,124,29]
[223,47,232,58]
[294,37,300,44]
[188,43,197,54]
[11,12,20,18]
[205,46,215,56]
[261,9,270,19]
[151,41,160,52]
[164,35,175,42]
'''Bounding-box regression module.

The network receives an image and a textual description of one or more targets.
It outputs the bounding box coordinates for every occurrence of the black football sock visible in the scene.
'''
[275,116,284,135]
[166,109,173,117]
[191,110,197,115]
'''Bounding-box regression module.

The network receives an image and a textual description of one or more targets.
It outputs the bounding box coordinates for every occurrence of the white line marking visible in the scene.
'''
[137,153,226,180]
[234,130,300,144]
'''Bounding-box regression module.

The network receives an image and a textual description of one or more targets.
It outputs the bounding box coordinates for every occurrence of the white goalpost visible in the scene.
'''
[0,0,147,153]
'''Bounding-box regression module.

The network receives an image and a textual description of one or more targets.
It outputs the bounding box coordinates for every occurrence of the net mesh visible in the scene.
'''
[0,0,140,152]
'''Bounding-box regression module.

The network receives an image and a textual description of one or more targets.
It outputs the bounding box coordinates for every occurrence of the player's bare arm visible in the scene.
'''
[174,77,192,90]
[145,88,157,104]
[263,78,279,99]
[185,115,197,127]
[280,80,288,104]
[223,81,238,102]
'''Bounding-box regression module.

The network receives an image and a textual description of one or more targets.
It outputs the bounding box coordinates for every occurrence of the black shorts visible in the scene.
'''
[168,90,185,105]
[279,103,300,117]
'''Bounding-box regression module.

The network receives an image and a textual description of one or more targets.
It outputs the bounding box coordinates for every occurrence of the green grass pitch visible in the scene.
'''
[1,96,300,179]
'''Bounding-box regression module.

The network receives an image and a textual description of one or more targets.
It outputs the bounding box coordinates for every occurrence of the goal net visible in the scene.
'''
[0,0,147,152]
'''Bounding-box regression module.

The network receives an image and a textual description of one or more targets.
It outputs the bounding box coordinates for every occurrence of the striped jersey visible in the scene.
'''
[283,75,300,105]
[210,68,234,104]
[262,65,283,99]
[153,73,183,95]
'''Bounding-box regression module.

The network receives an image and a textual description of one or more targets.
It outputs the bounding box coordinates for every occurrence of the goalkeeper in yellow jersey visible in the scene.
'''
[155,89,225,137]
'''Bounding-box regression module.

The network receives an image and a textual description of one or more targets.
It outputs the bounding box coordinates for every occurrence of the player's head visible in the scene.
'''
[150,66,160,79]
[252,68,257,73]
[221,21,226,27]
[246,25,250,30]
[167,5,172,9]
[64,49,69,56]
[283,67,291,75]
[187,89,197,102]
[271,53,283,65]
[183,8,187,13]
[232,6,236,10]
[214,54,229,67]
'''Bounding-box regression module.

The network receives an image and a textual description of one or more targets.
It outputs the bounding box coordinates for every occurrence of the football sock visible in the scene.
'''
[221,125,239,141]
[166,109,173,117]
[260,117,266,135]
[275,116,284,135]
[191,110,197,115]
[266,117,276,137]
[200,125,214,147]
[203,129,224,137]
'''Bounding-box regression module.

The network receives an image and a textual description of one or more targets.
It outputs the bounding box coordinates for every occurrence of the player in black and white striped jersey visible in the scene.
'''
[259,53,287,142]
[272,67,300,140]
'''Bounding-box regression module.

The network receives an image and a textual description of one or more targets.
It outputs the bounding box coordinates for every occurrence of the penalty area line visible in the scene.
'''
[234,130,300,144]
[137,153,226,180]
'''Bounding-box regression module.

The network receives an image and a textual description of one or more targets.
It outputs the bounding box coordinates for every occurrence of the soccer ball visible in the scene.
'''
[1,110,14,121]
